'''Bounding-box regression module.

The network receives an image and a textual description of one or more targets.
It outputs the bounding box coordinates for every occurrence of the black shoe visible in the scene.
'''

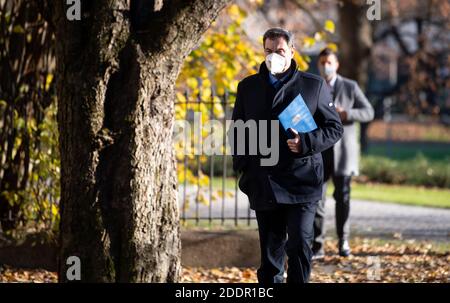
[312,249,325,260]
[338,240,351,257]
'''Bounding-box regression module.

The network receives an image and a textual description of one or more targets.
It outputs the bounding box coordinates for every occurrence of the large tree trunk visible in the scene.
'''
[53,0,229,282]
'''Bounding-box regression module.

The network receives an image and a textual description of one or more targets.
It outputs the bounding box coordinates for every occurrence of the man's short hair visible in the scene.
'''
[263,28,294,48]
[319,47,339,61]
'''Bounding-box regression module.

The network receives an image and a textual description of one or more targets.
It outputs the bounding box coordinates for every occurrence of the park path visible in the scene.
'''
[179,185,450,240]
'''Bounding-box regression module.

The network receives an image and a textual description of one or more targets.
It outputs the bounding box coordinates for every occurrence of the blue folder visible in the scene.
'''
[278,93,317,134]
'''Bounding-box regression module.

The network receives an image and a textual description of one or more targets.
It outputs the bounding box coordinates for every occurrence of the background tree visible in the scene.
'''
[52,0,230,282]
[373,0,450,119]
[0,0,59,235]
[338,0,373,87]
[338,0,374,152]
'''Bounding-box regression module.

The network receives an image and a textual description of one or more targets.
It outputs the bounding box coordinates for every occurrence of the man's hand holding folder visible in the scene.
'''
[287,128,301,153]
[278,93,317,154]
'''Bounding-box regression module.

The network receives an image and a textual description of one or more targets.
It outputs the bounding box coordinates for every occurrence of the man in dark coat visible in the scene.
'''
[228,28,343,283]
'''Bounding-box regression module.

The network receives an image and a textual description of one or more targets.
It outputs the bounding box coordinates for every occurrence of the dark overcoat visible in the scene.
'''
[229,60,343,210]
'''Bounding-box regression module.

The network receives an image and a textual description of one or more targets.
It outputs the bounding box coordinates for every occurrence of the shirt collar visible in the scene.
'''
[328,74,338,87]
[268,73,278,85]
[268,69,291,86]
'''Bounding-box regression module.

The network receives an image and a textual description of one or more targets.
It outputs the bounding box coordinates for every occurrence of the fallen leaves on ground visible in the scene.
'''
[181,238,449,283]
[182,266,257,283]
[0,266,57,283]
[303,238,448,283]
[1,238,448,283]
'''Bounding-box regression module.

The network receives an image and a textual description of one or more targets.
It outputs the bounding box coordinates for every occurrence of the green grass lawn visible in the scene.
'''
[328,183,450,209]
[210,177,450,209]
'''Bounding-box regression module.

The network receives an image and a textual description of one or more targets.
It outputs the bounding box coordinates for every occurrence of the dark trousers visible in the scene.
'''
[255,201,318,284]
[313,175,352,253]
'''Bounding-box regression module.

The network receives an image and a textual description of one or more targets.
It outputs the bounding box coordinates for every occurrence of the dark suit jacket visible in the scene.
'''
[229,60,343,210]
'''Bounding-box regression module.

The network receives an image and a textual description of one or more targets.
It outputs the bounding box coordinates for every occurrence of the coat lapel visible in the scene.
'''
[270,61,299,110]
[334,74,344,106]
[257,68,274,120]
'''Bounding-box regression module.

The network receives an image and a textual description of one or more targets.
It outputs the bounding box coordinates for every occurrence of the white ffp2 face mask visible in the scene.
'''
[265,53,286,75]
[319,64,337,78]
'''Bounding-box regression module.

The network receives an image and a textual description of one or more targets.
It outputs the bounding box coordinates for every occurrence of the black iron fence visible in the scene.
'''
[175,89,256,226]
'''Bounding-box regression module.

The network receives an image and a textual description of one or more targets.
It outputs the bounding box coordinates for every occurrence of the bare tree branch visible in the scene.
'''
[134,0,231,57]
[290,0,323,32]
